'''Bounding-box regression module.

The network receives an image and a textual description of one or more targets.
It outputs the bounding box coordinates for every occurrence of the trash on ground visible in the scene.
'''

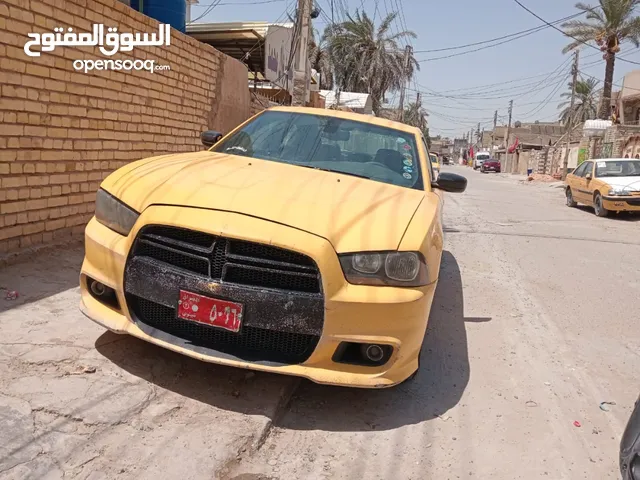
[573,421,581,427]
[4,290,18,300]
[525,400,538,407]
[66,365,97,375]
[599,401,616,412]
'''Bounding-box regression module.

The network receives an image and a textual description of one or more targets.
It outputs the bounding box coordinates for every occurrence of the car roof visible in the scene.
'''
[267,106,422,135]
[596,158,638,161]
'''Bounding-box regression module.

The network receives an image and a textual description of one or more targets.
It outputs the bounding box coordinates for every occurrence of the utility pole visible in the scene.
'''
[492,110,498,152]
[562,50,579,180]
[477,122,481,147]
[416,92,424,131]
[398,45,412,122]
[505,100,513,150]
[292,0,311,106]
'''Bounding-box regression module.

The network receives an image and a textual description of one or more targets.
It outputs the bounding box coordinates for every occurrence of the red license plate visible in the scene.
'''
[177,290,243,333]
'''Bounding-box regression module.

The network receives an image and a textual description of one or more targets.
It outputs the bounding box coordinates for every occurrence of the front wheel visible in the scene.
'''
[594,193,609,217]
[566,188,578,207]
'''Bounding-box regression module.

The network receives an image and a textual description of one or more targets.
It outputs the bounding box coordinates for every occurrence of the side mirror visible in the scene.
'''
[432,172,467,193]
[201,130,223,148]
[586,173,592,180]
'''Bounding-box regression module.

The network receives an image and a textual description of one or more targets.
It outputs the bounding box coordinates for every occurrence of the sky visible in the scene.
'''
[189,0,640,139]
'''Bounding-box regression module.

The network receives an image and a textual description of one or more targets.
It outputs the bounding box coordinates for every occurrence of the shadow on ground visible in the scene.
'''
[96,251,488,432]
[0,243,83,313]
[575,205,640,222]
[275,250,490,432]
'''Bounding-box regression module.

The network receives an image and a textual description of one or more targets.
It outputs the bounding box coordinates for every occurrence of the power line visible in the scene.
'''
[512,0,640,66]
[414,11,584,54]
[517,74,569,120]
[187,0,222,24]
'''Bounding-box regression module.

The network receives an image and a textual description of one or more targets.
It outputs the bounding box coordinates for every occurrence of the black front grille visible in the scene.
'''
[627,198,640,206]
[131,225,321,293]
[131,296,319,364]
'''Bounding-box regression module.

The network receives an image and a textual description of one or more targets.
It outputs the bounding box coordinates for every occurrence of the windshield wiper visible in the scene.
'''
[296,164,371,179]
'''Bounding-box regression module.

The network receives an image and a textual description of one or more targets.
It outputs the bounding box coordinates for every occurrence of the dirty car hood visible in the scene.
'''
[101,151,426,252]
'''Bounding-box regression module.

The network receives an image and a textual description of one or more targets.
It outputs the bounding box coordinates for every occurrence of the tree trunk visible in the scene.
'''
[598,53,616,119]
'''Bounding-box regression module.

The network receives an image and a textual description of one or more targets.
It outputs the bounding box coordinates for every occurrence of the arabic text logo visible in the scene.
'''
[24,24,170,57]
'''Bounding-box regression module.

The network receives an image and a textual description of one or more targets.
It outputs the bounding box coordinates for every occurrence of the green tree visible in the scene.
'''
[558,77,600,124]
[324,11,419,114]
[308,29,334,90]
[562,0,640,119]
[403,100,428,129]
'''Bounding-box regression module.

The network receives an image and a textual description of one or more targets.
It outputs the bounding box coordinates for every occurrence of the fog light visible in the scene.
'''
[332,342,393,366]
[85,276,120,311]
[361,344,384,362]
[90,280,106,296]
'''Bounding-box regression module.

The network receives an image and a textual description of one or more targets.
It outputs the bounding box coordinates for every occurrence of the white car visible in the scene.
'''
[474,152,491,170]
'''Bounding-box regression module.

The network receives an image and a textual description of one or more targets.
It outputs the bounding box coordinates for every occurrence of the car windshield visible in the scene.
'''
[477,155,490,160]
[595,160,640,177]
[430,155,438,163]
[213,111,423,190]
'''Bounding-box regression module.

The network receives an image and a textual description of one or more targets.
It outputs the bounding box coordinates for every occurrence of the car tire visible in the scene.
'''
[594,193,609,217]
[566,188,578,207]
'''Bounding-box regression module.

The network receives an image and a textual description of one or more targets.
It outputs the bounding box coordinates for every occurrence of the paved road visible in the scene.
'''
[1,167,638,479]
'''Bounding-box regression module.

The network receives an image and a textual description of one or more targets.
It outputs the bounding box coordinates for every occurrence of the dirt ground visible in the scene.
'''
[1,167,638,479]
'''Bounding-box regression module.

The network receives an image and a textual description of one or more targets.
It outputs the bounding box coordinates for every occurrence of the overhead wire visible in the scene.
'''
[414,11,584,55]
[187,0,222,24]
[512,0,640,66]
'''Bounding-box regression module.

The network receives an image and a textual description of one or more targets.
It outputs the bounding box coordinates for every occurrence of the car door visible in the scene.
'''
[573,161,594,203]
[566,162,585,199]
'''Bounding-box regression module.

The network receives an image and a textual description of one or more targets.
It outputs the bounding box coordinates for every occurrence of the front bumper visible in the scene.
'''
[81,206,437,388]
[603,196,640,212]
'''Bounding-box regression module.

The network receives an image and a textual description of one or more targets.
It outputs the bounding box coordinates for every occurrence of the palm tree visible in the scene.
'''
[308,29,333,90]
[324,11,419,114]
[404,100,428,129]
[558,77,600,124]
[562,0,640,119]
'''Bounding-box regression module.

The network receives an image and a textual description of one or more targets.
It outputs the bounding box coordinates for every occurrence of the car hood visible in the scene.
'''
[102,151,426,252]
[601,176,640,190]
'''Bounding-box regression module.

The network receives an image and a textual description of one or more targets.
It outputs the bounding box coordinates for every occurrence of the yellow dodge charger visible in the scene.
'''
[80,107,467,388]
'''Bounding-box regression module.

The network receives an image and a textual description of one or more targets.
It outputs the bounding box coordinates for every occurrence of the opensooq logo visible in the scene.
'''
[23,23,170,57]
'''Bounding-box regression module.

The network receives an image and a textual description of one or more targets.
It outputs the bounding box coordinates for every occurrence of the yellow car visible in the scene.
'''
[80,107,467,388]
[429,153,441,176]
[565,158,640,217]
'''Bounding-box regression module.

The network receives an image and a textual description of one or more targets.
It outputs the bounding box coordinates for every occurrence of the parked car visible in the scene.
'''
[429,153,441,177]
[473,152,491,170]
[80,106,467,388]
[565,158,640,217]
[481,158,501,173]
[620,395,640,480]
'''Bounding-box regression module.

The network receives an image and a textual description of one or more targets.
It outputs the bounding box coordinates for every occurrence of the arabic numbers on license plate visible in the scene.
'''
[177,290,243,333]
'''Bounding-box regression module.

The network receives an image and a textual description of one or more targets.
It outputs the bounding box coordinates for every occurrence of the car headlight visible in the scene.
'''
[95,188,140,236]
[339,251,429,287]
[608,188,635,196]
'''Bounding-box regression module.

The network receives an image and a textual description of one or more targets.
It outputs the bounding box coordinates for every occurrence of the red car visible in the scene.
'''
[481,159,501,173]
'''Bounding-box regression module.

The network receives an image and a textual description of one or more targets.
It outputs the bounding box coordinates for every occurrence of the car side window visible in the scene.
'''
[581,162,593,177]
[421,137,434,182]
[572,163,586,177]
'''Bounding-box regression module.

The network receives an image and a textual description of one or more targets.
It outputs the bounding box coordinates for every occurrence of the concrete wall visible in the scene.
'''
[0,0,252,255]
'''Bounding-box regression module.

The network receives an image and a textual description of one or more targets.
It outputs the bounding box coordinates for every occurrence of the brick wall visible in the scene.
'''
[0,0,251,256]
